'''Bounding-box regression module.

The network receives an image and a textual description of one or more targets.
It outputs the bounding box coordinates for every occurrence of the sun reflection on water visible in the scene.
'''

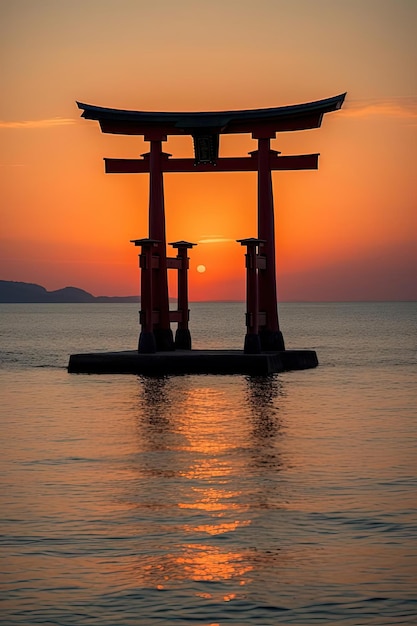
[175,544,253,581]
[182,519,252,536]
[124,374,286,593]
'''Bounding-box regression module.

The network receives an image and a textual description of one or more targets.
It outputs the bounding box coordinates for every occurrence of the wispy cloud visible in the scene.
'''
[0,117,76,129]
[198,237,235,244]
[342,96,417,119]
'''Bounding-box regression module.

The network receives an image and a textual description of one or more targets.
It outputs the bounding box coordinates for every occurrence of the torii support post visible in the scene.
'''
[130,238,159,354]
[169,240,197,350]
[254,134,285,351]
[147,137,174,351]
[237,238,265,354]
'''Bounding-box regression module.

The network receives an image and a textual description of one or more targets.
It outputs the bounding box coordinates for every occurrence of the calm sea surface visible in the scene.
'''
[1,302,416,625]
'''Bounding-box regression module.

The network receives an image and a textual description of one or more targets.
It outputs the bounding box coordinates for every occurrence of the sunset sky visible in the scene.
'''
[1,0,416,301]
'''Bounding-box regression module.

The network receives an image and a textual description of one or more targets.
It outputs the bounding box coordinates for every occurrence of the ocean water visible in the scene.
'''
[0,301,416,625]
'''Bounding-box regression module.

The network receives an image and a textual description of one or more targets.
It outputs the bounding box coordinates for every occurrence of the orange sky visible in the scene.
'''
[1,0,416,300]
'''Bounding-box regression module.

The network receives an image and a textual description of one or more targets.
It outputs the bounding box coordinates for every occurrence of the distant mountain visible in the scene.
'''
[0,281,140,303]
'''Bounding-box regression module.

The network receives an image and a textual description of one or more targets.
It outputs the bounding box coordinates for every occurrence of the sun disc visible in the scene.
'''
[196,264,206,273]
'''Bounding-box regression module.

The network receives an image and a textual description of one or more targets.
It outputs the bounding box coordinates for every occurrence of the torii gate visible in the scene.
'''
[77,93,345,353]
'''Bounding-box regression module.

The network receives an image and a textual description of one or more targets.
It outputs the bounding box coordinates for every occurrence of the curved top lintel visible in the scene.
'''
[76,93,346,135]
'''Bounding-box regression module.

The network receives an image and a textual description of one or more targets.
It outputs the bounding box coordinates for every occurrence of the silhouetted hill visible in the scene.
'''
[0,281,140,303]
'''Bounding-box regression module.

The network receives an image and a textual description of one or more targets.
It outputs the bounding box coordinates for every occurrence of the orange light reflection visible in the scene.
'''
[182,519,251,537]
[175,544,253,582]
[178,486,247,513]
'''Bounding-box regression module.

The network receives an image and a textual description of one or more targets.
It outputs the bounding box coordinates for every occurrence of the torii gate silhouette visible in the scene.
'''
[77,93,345,354]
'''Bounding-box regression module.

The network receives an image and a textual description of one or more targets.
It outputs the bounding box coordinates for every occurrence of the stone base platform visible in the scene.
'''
[68,349,318,376]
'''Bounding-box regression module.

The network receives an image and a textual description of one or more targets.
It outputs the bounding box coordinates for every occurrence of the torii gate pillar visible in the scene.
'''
[169,240,196,350]
[132,238,158,354]
[255,134,285,351]
[237,237,265,354]
[147,136,174,351]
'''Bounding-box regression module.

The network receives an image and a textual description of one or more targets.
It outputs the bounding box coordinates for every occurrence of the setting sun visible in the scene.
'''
[196,265,206,273]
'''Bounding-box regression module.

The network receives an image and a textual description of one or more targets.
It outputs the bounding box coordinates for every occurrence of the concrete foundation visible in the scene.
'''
[68,349,318,376]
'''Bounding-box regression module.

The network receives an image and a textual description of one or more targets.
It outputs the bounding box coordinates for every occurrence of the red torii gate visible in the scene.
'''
[77,94,345,353]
